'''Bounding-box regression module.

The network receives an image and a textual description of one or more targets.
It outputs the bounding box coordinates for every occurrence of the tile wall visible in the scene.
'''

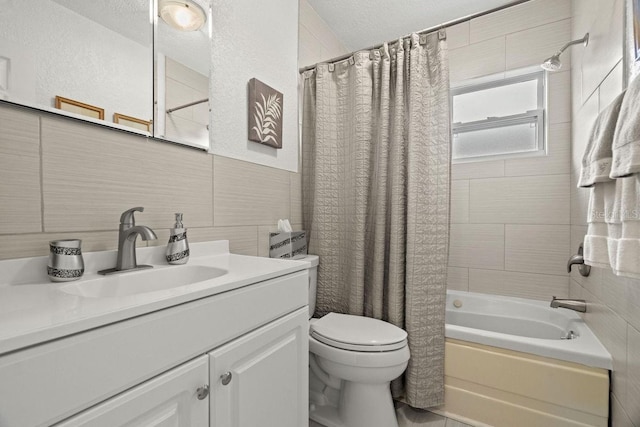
[298,0,349,69]
[0,102,303,260]
[570,0,640,425]
[446,0,573,301]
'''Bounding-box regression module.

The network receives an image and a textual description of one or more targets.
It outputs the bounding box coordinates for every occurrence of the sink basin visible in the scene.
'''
[59,265,228,298]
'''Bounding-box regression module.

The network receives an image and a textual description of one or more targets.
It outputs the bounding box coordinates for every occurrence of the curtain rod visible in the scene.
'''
[299,0,531,73]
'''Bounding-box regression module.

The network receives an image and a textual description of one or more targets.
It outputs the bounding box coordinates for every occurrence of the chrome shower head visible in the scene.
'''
[541,54,562,71]
[541,33,589,72]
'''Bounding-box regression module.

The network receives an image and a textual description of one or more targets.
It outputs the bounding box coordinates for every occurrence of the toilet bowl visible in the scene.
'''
[295,255,410,427]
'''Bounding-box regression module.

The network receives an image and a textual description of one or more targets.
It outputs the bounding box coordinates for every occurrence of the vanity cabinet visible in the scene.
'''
[55,356,209,426]
[0,269,308,427]
[210,308,308,427]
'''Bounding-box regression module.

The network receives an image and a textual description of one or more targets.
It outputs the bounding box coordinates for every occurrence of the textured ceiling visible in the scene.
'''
[307,0,520,52]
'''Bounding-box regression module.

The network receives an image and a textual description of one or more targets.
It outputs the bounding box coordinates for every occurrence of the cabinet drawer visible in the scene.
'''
[0,270,306,427]
[55,356,209,427]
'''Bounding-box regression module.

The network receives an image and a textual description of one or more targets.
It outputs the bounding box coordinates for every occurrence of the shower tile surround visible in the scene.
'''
[0,103,303,260]
[570,0,640,425]
[447,0,572,302]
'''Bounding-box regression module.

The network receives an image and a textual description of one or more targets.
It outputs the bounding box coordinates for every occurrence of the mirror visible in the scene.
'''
[0,0,153,134]
[153,0,211,149]
[0,0,211,149]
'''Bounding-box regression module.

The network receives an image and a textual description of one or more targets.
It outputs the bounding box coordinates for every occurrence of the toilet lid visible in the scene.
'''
[310,313,407,352]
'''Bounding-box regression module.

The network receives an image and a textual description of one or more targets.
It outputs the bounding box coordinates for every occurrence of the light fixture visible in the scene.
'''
[541,33,589,72]
[159,0,206,32]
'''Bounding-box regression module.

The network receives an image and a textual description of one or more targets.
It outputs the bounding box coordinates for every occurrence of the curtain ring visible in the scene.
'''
[438,29,446,40]
[328,63,335,72]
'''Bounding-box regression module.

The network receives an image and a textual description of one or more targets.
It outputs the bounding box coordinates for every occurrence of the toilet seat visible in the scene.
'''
[310,313,407,352]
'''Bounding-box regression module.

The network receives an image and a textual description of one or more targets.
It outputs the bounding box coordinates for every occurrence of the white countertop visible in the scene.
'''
[0,241,307,356]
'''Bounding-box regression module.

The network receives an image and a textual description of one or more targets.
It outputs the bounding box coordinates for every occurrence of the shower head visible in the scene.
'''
[541,33,589,72]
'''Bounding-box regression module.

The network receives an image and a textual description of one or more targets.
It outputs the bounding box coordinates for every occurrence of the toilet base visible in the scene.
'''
[309,380,399,427]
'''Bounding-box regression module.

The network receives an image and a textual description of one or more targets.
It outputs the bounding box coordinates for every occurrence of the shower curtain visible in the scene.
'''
[301,31,450,408]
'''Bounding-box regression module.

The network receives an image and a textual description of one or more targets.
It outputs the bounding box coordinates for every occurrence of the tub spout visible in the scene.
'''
[550,296,587,313]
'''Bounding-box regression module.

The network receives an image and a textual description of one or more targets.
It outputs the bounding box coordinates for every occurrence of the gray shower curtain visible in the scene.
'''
[301,31,450,408]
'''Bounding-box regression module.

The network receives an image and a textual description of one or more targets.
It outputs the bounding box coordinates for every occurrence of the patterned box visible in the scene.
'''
[269,231,307,258]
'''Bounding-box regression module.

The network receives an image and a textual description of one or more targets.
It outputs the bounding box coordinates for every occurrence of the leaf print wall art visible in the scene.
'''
[248,78,283,148]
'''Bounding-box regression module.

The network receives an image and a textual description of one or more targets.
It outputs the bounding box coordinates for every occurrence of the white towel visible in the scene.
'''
[611,74,640,178]
[583,181,618,269]
[579,90,625,187]
[584,175,640,279]
[611,175,640,278]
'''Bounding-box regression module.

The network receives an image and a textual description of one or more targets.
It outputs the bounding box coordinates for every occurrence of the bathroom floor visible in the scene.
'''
[309,409,474,427]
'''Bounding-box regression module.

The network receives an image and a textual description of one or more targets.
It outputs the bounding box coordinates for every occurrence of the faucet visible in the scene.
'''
[550,296,587,313]
[98,207,157,275]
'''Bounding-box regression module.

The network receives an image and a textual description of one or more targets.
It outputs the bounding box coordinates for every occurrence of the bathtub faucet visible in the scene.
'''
[550,296,587,313]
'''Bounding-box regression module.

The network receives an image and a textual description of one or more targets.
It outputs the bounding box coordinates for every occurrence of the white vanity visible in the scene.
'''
[0,241,309,426]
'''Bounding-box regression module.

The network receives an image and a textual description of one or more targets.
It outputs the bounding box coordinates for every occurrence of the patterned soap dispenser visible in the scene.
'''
[166,213,190,265]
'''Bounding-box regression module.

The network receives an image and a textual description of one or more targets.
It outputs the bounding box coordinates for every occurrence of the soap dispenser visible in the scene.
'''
[166,213,189,265]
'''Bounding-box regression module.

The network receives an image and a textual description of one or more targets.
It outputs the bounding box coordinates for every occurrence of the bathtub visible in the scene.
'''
[445,290,612,370]
[439,291,612,427]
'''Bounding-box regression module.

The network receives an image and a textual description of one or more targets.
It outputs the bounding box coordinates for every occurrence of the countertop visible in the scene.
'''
[0,241,308,356]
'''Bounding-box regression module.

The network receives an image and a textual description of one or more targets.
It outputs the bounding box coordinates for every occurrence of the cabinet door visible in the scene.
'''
[210,307,309,427]
[55,355,209,427]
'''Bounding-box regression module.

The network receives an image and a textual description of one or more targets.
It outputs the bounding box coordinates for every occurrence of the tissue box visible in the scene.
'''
[269,231,307,258]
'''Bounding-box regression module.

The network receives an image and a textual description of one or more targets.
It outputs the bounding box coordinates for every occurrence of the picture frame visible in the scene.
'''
[55,96,104,120]
[113,113,152,132]
[248,78,283,149]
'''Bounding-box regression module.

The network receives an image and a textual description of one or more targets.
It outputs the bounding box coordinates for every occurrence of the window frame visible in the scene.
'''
[450,69,547,164]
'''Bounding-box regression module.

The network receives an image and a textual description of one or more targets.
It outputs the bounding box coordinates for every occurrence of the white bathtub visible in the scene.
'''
[445,290,612,370]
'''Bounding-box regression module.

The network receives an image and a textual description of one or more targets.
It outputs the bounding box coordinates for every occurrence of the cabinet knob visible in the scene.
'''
[196,384,210,400]
[220,371,232,385]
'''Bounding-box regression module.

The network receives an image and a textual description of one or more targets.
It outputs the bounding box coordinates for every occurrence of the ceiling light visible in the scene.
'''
[159,0,206,32]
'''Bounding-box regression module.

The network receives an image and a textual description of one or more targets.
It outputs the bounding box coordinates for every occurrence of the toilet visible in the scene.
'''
[296,255,410,427]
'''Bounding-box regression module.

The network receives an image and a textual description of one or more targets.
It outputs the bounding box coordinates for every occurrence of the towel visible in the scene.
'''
[578,91,626,187]
[610,175,640,278]
[583,180,618,269]
[611,74,640,178]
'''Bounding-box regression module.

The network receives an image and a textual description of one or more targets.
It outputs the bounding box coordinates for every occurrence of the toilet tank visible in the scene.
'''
[294,254,318,318]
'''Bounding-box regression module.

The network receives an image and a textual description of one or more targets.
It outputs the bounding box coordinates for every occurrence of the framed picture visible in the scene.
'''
[248,78,283,149]
[55,96,104,120]
[113,113,152,132]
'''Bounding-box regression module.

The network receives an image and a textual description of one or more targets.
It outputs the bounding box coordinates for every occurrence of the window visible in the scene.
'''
[450,69,546,163]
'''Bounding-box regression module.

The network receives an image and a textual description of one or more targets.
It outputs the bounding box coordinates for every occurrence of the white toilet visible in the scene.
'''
[297,255,410,427]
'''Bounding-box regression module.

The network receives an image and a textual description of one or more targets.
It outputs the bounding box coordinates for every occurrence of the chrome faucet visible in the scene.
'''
[550,296,587,313]
[98,207,157,275]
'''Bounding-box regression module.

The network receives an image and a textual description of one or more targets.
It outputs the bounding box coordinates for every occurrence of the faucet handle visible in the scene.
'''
[120,207,144,226]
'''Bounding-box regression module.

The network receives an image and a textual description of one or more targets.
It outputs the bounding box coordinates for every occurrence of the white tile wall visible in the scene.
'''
[469,0,571,43]
[505,19,572,70]
[450,180,469,224]
[448,0,572,302]
[446,22,470,50]
[505,225,570,275]
[298,0,348,67]
[447,267,469,291]
[469,269,568,300]
[569,0,640,418]
[449,37,506,82]
[449,224,505,270]
[469,175,570,225]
